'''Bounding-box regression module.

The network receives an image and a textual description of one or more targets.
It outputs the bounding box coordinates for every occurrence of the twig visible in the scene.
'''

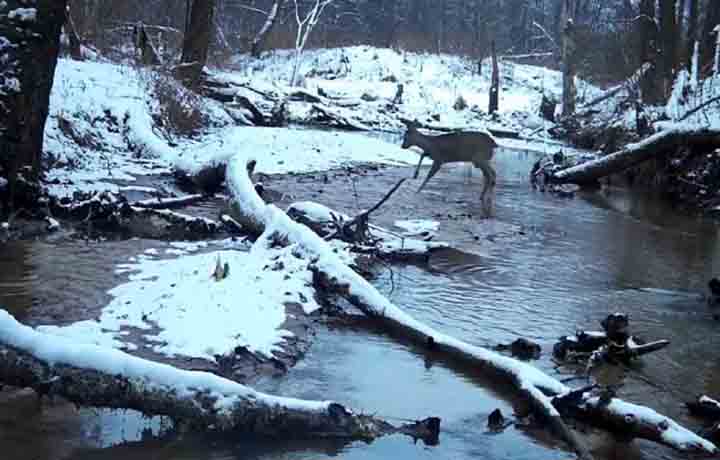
[679,95,720,122]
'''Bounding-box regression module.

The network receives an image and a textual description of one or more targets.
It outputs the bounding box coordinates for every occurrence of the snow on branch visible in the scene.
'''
[0,310,438,441]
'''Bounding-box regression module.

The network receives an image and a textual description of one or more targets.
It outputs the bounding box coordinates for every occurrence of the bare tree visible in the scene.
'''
[290,0,336,87]
[251,0,287,57]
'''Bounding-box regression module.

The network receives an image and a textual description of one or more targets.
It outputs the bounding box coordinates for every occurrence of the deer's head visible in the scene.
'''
[401,119,421,149]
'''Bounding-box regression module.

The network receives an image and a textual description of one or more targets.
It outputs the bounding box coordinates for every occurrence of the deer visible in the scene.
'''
[400,120,498,204]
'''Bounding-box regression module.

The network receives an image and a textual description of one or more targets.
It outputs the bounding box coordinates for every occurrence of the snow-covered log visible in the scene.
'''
[687,395,720,419]
[130,194,207,210]
[226,157,716,458]
[554,389,715,453]
[0,310,439,442]
[552,127,720,185]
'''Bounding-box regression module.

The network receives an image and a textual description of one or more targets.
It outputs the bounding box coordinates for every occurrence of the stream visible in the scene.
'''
[2,141,720,460]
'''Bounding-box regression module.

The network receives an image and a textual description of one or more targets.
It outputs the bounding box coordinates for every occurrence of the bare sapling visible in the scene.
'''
[290,0,336,87]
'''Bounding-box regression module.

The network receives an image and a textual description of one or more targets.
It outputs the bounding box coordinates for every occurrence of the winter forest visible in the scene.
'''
[2,1,720,460]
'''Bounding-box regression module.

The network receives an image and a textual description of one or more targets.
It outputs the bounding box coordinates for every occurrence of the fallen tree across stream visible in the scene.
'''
[551,126,720,186]
[0,310,440,443]
[226,156,717,459]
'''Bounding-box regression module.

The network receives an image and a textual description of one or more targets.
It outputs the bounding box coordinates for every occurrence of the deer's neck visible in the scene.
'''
[413,132,436,154]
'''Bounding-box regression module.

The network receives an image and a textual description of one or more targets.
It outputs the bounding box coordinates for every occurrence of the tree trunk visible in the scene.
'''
[181,0,216,83]
[64,6,84,61]
[251,0,286,58]
[638,0,661,103]
[0,0,67,210]
[551,127,720,185]
[686,0,699,67]
[560,0,577,117]
[659,0,677,96]
[488,40,499,114]
[701,0,720,70]
[134,23,161,66]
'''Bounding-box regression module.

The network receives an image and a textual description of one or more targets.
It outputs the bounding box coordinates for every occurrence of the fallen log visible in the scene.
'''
[578,63,652,110]
[687,395,720,419]
[226,157,716,458]
[130,194,207,210]
[0,310,439,443]
[553,387,712,452]
[309,104,370,131]
[552,126,720,185]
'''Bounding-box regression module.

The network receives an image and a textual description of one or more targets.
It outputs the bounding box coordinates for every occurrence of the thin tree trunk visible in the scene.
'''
[561,0,577,116]
[488,40,499,114]
[702,1,720,70]
[64,6,84,60]
[0,0,67,210]
[659,0,677,96]
[251,0,286,57]
[180,0,216,83]
[686,0,699,67]
[638,0,661,103]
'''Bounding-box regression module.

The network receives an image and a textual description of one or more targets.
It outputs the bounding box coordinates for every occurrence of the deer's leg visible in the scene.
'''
[475,161,496,202]
[413,153,428,179]
[417,160,441,192]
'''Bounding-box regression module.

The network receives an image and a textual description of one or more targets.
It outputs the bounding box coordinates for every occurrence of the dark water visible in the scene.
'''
[2,145,720,460]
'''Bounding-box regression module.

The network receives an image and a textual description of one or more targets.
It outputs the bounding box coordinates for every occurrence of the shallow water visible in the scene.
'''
[2,144,720,460]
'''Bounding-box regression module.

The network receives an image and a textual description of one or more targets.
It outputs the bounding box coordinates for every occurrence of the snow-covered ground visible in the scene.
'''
[38,237,323,362]
[43,46,603,199]
[228,46,596,128]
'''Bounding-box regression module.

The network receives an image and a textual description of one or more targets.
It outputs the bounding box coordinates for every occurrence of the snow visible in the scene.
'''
[0,309,333,414]
[7,8,36,22]
[585,397,717,453]
[228,46,586,124]
[394,219,440,237]
[171,126,417,177]
[43,47,596,200]
[38,241,319,362]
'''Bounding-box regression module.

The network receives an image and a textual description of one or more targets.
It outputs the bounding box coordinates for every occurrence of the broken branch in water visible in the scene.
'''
[225,156,716,458]
[0,310,440,444]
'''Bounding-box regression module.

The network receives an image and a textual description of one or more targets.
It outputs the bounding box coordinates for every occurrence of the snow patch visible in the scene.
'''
[8,7,36,22]
[38,245,320,362]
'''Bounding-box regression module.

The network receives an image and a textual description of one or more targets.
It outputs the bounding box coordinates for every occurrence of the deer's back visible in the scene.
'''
[431,131,497,162]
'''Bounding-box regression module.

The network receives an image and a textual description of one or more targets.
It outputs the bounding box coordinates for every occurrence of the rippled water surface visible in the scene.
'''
[2,143,720,460]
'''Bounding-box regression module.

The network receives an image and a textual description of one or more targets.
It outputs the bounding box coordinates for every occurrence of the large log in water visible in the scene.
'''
[0,310,439,442]
[552,127,720,185]
[225,157,716,458]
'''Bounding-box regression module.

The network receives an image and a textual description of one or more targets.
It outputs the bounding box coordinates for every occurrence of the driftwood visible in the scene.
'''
[226,156,716,458]
[552,126,720,185]
[554,314,670,364]
[0,311,439,444]
[687,395,720,419]
[309,104,370,131]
